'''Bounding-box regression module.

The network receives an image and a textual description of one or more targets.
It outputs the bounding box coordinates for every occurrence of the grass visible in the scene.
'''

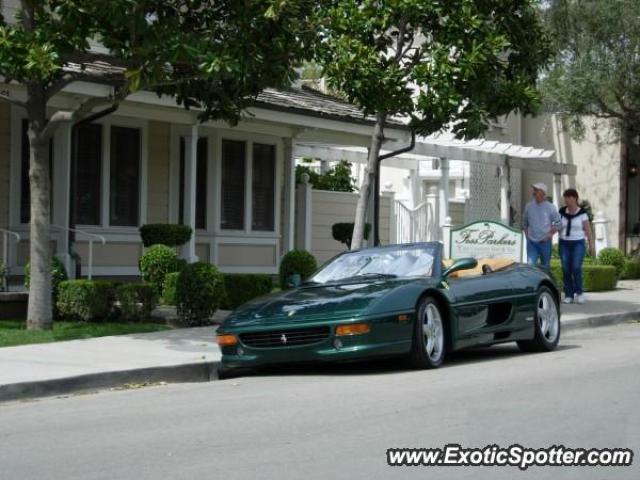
[0,320,171,348]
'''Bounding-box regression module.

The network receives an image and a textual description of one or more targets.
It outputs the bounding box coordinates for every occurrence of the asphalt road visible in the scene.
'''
[1,323,639,480]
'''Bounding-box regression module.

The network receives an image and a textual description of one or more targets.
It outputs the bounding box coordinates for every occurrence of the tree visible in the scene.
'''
[315,0,551,249]
[0,0,316,329]
[540,0,640,246]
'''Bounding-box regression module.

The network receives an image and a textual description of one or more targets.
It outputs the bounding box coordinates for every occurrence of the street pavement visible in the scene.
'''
[0,323,638,480]
[2,280,640,402]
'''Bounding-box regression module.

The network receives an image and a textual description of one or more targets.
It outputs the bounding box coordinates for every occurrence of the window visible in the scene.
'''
[221,139,246,230]
[72,123,102,225]
[20,120,53,223]
[178,137,208,229]
[109,126,140,227]
[252,143,275,231]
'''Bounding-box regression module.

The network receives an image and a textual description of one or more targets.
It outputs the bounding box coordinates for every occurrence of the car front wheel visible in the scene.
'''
[517,286,561,352]
[409,296,447,368]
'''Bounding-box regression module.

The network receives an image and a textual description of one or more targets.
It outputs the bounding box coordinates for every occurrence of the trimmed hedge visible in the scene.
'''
[221,274,273,310]
[24,256,69,317]
[622,259,640,280]
[139,245,181,297]
[57,280,115,321]
[332,222,371,249]
[175,262,225,326]
[550,260,617,292]
[116,283,156,322]
[162,271,180,306]
[279,250,317,289]
[139,224,192,247]
[597,247,625,278]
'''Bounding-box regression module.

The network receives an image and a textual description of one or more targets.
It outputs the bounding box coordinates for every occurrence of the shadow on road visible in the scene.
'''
[219,343,581,380]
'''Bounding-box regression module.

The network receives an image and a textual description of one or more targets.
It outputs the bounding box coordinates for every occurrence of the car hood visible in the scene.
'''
[223,278,429,328]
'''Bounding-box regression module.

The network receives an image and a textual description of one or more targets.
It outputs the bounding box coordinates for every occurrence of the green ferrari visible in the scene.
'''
[217,242,560,372]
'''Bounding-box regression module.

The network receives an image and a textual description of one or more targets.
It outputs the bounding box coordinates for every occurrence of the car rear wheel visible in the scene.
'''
[517,286,560,352]
[409,296,446,368]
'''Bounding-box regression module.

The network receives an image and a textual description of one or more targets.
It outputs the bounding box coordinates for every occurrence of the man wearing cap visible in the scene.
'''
[522,183,561,267]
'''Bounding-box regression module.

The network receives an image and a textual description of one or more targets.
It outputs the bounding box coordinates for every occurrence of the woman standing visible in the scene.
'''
[559,188,594,304]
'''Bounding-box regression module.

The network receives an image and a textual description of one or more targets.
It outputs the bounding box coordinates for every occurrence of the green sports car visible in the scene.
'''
[217,242,560,372]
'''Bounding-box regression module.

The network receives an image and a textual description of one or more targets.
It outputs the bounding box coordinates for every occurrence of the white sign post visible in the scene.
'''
[449,221,524,262]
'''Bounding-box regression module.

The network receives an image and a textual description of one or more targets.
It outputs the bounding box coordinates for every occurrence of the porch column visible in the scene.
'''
[182,124,199,263]
[438,157,450,238]
[282,137,296,253]
[499,162,510,225]
[52,123,73,276]
[552,173,562,209]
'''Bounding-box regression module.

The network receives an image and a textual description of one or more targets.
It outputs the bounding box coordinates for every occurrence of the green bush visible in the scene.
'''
[175,262,225,326]
[597,247,625,278]
[331,222,371,249]
[162,271,180,305]
[57,280,115,321]
[116,283,156,322]
[139,224,193,247]
[0,261,7,291]
[221,274,273,310]
[550,260,617,292]
[279,250,318,289]
[622,259,640,280]
[24,256,69,317]
[139,245,180,297]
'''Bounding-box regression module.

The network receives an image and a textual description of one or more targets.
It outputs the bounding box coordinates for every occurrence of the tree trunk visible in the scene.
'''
[26,87,53,330]
[351,111,387,250]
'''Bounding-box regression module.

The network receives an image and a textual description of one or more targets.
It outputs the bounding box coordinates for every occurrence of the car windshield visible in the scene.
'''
[309,244,437,284]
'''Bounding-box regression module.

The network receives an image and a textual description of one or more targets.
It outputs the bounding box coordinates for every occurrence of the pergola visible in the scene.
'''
[294,131,576,232]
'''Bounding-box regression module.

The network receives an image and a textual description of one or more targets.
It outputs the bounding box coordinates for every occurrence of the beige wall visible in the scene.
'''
[522,114,622,248]
[74,242,142,267]
[310,190,391,264]
[218,244,277,267]
[147,121,171,224]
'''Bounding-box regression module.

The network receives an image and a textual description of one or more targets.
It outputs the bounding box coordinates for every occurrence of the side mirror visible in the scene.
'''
[286,274,302,288]
[442,257,478,279]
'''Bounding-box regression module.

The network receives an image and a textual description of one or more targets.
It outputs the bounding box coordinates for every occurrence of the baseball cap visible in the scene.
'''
[531,182,548,195]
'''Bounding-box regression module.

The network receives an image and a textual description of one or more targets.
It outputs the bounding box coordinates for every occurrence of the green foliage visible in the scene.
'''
[550,260,617,292]
[57,280,115,322]
[0,262,7,292]
[139,224,192,248]
[579,199,595,223]
[175,262,225,326]
[24,256,68,317]
[139,245,180,297]
[279,250,318,289]
[622,259,640,280]
[295,160,357,192]
[162,272,180,306]
[540,0,640,138]
[221,274,273,310]
[116,283,156,322]
[332,222,371,249]
[316,0,551,138]
[597,248,625,278]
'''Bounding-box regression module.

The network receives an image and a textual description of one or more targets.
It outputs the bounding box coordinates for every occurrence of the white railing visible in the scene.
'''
[0,228,21,271]
[49,225,106,280]
[394,200,435,243]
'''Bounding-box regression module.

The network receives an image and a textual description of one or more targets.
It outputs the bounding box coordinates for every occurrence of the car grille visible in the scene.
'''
[239,326,330,348]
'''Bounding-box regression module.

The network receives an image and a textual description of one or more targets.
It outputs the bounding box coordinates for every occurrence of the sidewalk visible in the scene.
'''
[2,281,640,403]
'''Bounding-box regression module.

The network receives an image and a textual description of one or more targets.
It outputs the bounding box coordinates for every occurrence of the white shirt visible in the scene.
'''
[559,211,588,241]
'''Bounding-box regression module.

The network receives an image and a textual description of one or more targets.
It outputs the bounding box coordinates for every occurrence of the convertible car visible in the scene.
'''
[216,242,560,372]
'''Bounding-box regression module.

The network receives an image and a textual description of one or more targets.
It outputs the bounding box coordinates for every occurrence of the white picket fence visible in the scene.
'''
[394,200,436,243]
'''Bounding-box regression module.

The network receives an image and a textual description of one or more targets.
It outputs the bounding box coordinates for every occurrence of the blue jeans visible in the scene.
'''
[559,239,586,298]
[527,238,552,267]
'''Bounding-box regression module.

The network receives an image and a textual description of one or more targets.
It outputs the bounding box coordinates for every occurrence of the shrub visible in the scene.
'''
[139,224,193,247]
[57,280,115,321]
[24,256,69,317]
[279,250,317,289]
[175,262,225,326]
[0,262,7,291]
[221,274,273,310]
[162,272,180,305]
[597,247,625,278]
[116,283,156,322]
[331,222,371,249]
[139,245,179,297]
[622,259,640,280]
[550,260,617,292]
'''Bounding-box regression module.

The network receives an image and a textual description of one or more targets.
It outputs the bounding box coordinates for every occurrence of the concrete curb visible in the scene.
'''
[0,361,219,403]
[1,311,639,403]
